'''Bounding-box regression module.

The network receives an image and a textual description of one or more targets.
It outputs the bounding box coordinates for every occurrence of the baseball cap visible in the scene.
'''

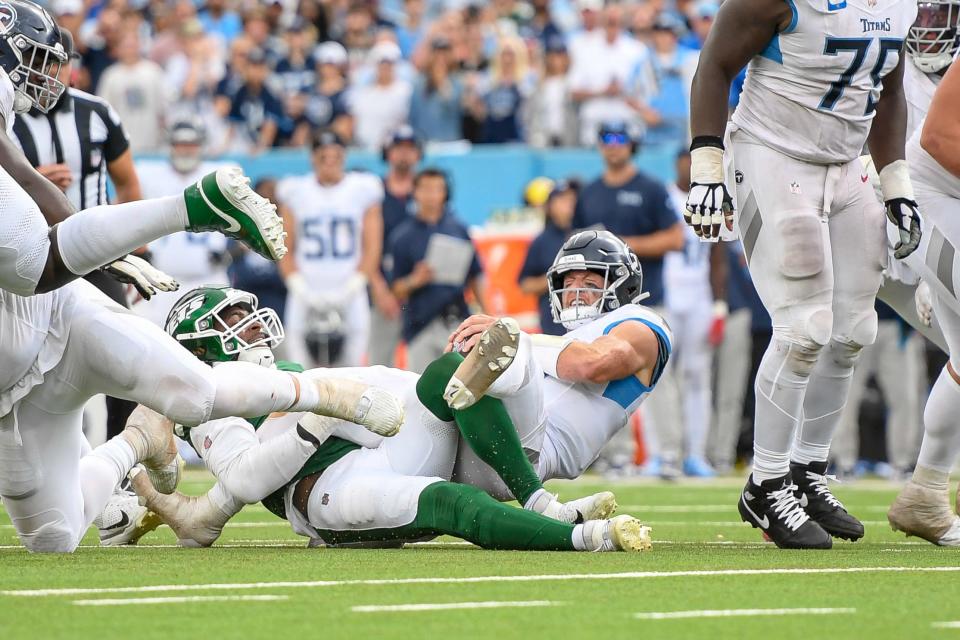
[385,124,419,148]
[314,40,348,66]
[597,121,634,146]
[370,41,402,64]
[312,129,346,150]
[653,13,686,34]
[169,118,207,145]
[430,36,452,50]
[695,1,720,19]
[246,47,269,65]
[578,0,604,12]
[544,34,568,53]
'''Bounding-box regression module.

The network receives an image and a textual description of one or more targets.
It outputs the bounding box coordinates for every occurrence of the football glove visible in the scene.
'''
[103,254,179,300]
[685,138,733,241]
[915,280,933,327]
[879,160,922,260]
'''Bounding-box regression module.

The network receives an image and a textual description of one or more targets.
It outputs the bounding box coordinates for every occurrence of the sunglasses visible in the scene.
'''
[600,132,630,146]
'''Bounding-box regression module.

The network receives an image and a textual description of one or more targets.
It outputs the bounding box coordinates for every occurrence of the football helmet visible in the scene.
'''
[547,230,647,329]
[907,1,959,74]
[304,307,346,366]
[169,116,207,174]
[165,286,284,367]
[0,1,67,114]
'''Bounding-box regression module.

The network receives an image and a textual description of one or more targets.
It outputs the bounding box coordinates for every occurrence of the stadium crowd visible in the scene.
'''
[43,0,934,482]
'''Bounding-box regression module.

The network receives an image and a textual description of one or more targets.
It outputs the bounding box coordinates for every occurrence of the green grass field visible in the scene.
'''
[2,471,959,640]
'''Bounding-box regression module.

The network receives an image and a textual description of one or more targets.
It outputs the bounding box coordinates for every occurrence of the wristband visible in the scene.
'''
[690,145,725,184]
[530,333,574,378]
[712,299,729,318]
[690,135,724,151]
[878,159,915,201]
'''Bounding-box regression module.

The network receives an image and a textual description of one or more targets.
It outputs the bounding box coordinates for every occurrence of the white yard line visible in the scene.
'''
[932,621,960,629]
[5,567,960,598]
[73,595,288,607]
[619,505,890,513]
[633,607,856,620]
[352,600,560,613]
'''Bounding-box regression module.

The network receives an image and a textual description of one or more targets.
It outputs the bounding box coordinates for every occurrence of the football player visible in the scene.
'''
[886,50,960,546]
[134,117,232,326]
[128,283,652,552]
[0,2,404,553]
[685,0,920,547]
[277,129,383,367]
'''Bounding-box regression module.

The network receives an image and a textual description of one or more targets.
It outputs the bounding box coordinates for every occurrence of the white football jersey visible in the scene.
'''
[540,304,673,479]
[908,128,960,199]
[0,67,15,134]
[136,160,230,283]
[277,171,383,290]
[904,61,940,140]
[733,0,917,164]
[664,183,711,307]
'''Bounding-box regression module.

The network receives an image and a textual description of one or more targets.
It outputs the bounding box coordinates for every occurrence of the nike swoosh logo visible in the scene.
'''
[799,493,809,508]
[741,494,770,529]
[196,179,241,233]
[104,510,130,532]
[861,174,869,183]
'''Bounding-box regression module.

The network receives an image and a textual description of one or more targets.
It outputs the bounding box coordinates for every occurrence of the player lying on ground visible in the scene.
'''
[885,54,960,547]
[126,286,652,552]
[127,231,668,546]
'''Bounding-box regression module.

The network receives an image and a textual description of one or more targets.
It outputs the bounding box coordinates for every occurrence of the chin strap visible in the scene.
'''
[237,347,275,368]
[12,90,32,114]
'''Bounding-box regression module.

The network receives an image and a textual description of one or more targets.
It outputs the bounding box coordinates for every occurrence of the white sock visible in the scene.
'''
[792,339,861,466]
[571,523,591,551]
[916,366,960,473]
[56,196,188,275]
[80,437,136,527]
[208,362,300,419]
[523,488,556,513]
[752,336,820,482]
[208,482,244,518]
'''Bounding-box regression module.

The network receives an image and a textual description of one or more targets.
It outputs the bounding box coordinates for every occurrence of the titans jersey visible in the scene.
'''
[540,305,673,479]
[277,171,382,290]
[733,0,917,164]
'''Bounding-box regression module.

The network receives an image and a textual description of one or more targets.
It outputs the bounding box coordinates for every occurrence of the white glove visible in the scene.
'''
[685,140,734,242]
[915,280,933,327]
[103,254,179,300]
[286,272,366,311]
[879,160,922,260]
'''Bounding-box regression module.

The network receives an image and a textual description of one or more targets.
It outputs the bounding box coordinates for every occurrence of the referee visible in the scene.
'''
[11,28,143,440]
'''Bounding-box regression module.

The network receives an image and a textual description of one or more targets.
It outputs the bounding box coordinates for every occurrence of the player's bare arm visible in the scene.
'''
[555,321,661,386]
[921,61,960,177]
[685,0,793,239]
[621,223,684,258]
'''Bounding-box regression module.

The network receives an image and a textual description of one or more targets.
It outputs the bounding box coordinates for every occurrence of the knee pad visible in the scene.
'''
[776,215,825,280]
[773,309,832,378]
[0,436,42,500]
[16,510,79,553]
[842,308,879,349]
[823,339,865,372]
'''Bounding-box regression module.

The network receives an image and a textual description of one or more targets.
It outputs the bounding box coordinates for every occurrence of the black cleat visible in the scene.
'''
[791,461,865,541]
[738,473,832,549]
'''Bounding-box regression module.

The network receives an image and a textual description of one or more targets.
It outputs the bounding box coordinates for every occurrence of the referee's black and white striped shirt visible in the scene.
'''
[11,87,130,210]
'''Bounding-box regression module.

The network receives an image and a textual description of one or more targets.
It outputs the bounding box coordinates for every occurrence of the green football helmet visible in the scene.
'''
[165,286,284,366]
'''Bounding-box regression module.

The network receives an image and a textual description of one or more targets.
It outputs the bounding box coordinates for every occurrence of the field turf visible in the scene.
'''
[2,471,959,640]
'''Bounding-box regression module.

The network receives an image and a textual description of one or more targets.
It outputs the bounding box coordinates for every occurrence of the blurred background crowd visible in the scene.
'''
[35,0,938,482]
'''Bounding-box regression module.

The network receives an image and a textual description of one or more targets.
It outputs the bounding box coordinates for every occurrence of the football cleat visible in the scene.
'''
[308,376,404,437]
[444,317,520,410]
[120,405,181,494]
[129,466,230,548]
[527,489,618,524]
[791,461,864,541]
[888,480,960,546]
[578,515,653,552]
[683,456,717,478]
[184,166,287,261]
[737,473,832,549]
[95,491,163,546]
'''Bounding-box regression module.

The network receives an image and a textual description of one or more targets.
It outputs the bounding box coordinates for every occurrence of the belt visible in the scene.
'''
[292,472,322,520]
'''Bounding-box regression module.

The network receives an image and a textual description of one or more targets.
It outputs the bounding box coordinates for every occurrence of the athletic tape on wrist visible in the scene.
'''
[690,145,725,184]
[530,333,575,378]
[879,159,915,201]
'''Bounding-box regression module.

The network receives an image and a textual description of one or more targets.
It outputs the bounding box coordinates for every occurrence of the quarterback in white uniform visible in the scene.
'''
[0,1,408,554]
[686,0,920,548]
[278,130,383,368]
[135,117,232,326]
[887,48,960,546]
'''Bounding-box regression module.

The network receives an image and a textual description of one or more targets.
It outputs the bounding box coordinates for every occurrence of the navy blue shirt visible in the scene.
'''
[518,222,568,336]
[275,57,315,96]
[481,84,523,143]
[388,211,483,342]
[725,243,771,332]
[573,171,679,307]
[305,89,349,129]
[228,84,287,144]
[380,179,413,276]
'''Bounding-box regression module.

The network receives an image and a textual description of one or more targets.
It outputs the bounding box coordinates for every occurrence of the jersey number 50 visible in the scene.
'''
[302,217,357,259]
[818,37,903,115]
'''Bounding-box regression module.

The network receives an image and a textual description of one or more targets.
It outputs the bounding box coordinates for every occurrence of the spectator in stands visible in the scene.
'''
[200,0,244,48]
[568,3,657,145]
[568,0,603,62]
[396,0,429,58]
[342,1,379,63]
[646,13,699,144]
[275,18,318,97]
[97,31,170,153]
[350,41,412,150]
[683,0,718,50]
[369,126,422,366]
[574,120,684,478]
[467,36,529,144]
[519,179,579,336]
[241,7,281,63]
[409,37,466,142]
[306,41,353,144]
[164,19,226,109]
[390,168,485,373]
[79,4,124,92]
[526,35,577,148]
[226,48,285,152]
[522,0,563,47]
[228,178,290,324]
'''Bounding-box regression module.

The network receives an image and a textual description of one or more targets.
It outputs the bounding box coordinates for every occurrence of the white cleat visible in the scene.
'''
[309,377,404,437]
[529,490,618,524]
[129,466,230,548]
[888,480,960,546]
[121,405,182,494]
[95,491,163,546]
[579,515,653,552]
[444,317,521,410]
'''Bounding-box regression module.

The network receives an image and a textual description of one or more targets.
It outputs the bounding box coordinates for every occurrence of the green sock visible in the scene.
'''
[414,482,575,551]
[417,353,545,505]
